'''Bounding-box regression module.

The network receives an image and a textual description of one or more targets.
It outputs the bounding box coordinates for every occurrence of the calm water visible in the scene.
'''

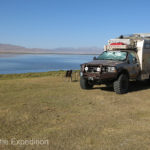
[0,54,96,74]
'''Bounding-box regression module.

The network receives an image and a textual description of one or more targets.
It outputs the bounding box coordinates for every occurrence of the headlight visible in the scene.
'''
[97,67,101,72]
[107,67,116,72]
[84,67,88,71]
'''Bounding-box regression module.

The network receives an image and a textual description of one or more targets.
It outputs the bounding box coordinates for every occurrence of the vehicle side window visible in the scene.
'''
[144,40,150,49]
[128,52,137,64]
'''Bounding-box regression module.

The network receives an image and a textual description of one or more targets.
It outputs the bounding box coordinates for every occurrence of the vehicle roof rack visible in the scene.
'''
[118,33,150,40]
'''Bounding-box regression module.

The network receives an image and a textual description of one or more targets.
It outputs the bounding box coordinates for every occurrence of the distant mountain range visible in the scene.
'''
[0,44,103,54]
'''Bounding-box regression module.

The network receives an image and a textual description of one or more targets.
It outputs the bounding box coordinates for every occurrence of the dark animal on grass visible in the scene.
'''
[65,70,72,81]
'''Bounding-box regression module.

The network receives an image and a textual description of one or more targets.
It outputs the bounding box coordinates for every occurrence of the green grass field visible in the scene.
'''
[0,71,150,150]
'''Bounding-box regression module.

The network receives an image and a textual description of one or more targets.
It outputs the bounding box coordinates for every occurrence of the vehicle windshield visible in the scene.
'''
[97,51,127,61]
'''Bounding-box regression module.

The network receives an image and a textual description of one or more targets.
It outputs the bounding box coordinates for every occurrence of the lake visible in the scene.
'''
[0,54,97,74]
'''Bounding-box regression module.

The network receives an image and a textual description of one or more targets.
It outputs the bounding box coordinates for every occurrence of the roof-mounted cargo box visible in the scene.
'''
[105,44,135,50]
[108,39,134,45]
[104,38,136,51]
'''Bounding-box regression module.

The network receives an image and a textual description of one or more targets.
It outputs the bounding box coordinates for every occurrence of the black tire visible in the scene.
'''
[80,77,93,89]
[113,74,129,94]
[147,76,150,83]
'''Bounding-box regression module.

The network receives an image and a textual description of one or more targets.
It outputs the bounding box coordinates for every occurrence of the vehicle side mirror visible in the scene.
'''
[133,57,137,64]
[93,56,97,60]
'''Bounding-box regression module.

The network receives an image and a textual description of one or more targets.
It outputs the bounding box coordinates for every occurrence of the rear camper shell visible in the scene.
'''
[104,33,150,80]
[137,39,150,73]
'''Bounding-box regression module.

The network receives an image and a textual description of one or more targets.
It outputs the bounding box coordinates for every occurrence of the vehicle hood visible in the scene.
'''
[85,60,124,66]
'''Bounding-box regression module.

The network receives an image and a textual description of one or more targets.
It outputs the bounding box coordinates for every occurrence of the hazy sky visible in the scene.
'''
[0,0,150,48]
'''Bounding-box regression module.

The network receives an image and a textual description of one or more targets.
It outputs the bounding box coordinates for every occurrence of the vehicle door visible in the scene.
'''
[127,52,140,78]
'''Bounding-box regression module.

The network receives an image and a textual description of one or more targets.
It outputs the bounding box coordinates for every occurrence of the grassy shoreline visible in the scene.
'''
[0,71,67,79]
[0,70,80,80]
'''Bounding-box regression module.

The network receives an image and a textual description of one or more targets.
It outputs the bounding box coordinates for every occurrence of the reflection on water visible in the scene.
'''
[0,54,96,74]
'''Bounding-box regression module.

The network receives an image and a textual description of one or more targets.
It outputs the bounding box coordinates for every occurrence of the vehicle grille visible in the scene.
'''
[88,66,99,72]
[86,66,107,73]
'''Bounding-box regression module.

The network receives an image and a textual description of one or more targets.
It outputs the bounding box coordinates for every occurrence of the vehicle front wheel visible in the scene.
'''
[80,77,93,89]
[113,74,129,94]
